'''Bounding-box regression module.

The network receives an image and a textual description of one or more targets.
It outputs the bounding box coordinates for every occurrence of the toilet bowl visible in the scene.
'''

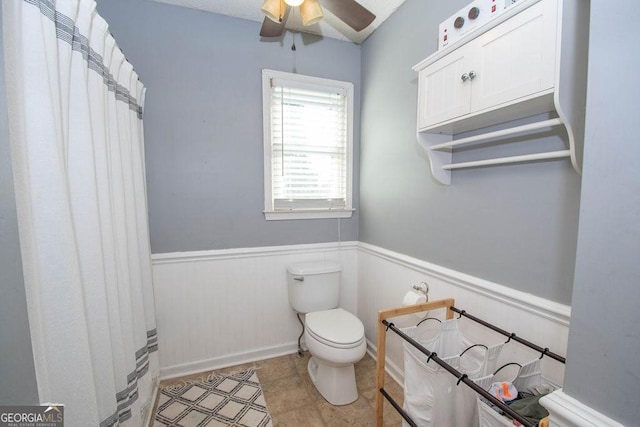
[287,261,367,405]
[304,307,366,405]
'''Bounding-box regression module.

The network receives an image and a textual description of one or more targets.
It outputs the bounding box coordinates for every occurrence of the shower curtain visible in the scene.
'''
[3,1,159,425]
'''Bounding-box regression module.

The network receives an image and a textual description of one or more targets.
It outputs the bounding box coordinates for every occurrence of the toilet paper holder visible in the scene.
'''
[412,281,429,295]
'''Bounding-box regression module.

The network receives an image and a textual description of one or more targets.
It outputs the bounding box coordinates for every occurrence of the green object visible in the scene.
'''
[509,393,550,424]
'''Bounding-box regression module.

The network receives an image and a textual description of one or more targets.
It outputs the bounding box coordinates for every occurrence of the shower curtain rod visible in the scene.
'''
[449,306,567,364]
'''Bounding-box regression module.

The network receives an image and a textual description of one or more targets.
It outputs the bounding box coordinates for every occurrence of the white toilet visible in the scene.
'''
[287,261,366,406]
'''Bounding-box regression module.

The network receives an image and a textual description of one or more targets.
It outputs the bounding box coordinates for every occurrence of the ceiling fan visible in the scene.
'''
[259,0,376,38]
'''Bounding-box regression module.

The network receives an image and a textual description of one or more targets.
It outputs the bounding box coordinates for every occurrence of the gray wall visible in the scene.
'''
[0,2,40,405]
[359,0,581,304]
[96,0,361,254]
[562,1,640,424]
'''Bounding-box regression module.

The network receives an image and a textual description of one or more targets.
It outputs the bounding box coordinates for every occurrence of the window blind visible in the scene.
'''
[269,80,348,210]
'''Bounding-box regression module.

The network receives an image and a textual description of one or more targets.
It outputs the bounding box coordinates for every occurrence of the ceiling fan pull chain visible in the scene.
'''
[291,7,297,51]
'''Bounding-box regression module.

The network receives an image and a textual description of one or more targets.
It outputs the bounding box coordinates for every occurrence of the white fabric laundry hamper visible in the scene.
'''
[401,319,504,427]
[475,358,547,427]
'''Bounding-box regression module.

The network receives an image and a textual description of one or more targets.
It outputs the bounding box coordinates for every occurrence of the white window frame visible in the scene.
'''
[262,69,354,221]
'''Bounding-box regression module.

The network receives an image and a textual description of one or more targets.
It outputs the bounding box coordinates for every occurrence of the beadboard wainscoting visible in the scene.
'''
[151,241,571,386]
[151,242,359,378]
[356,242,571,387]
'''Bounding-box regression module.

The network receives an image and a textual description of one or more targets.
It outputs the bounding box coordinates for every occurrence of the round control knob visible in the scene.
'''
[454,16,465,29]
[468,7,480,20]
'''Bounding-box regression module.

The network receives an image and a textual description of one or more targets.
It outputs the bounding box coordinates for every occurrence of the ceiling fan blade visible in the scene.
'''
[260,6,290,38]
[260,16,285,37]
[321,0,376,32]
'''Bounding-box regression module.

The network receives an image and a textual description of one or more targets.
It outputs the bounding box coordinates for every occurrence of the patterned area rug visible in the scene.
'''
[153,369,273,427]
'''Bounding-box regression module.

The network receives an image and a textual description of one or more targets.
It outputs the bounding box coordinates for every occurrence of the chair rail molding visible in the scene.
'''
[357,242,571,326]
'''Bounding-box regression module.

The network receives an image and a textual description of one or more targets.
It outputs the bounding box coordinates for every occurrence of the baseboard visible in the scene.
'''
[159,342,299,380]
[540,390,625,427]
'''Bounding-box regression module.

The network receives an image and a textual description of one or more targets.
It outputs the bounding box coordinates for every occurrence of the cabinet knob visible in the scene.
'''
[469,70,477,80]
[461,73,470,82]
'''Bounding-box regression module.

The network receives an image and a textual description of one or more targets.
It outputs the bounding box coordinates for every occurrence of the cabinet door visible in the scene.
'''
[470,0,558,113]
[418,45,472,130]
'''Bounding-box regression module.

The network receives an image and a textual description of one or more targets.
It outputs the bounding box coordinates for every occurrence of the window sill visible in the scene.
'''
[263,209,354,221]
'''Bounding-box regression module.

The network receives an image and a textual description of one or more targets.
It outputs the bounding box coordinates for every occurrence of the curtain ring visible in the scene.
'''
[385,322,394,332]
[427,352,437,364]
[457,309,466,319]
[505,332,516,344]
[539,347,549,359]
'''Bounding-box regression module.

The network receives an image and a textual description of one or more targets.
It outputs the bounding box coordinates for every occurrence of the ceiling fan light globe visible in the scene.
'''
[261,0,284,22]
[284,0,304,7]
[300,0,323,26]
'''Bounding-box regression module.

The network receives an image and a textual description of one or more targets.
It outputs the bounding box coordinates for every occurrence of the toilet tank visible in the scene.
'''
[287,262,342,313]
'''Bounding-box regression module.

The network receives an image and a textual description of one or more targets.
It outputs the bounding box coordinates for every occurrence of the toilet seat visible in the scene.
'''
[306,308,364,349]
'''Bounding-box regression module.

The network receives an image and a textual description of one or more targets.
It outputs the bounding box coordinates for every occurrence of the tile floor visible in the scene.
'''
[155,352,405,426]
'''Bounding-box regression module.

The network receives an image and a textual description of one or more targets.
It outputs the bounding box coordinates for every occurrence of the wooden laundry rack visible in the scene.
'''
[375,298,566,427]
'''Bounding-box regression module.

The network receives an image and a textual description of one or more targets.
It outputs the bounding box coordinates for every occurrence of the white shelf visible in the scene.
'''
[413,0,589,184]
[431,118,564,151]
[442,150,571,170]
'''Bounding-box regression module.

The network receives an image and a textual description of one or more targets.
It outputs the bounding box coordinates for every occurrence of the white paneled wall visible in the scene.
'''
[151,241,570,386]
[152,242,358,378]
[357,242,571,386]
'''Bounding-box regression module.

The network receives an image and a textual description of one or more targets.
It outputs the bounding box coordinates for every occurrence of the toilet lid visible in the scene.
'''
[306,308,364,346]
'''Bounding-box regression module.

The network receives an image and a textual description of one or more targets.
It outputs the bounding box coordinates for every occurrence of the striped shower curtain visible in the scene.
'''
[3,0,159,425]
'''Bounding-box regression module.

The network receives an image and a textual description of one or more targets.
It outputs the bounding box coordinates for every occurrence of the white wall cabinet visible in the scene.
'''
[418,45,472,129]
[414,0,588,184]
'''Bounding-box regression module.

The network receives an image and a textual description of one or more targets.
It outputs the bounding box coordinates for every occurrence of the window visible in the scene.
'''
[262,69,354,220]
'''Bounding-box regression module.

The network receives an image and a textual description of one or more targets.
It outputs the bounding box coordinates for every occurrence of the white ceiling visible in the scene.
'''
[147,0,407,44]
